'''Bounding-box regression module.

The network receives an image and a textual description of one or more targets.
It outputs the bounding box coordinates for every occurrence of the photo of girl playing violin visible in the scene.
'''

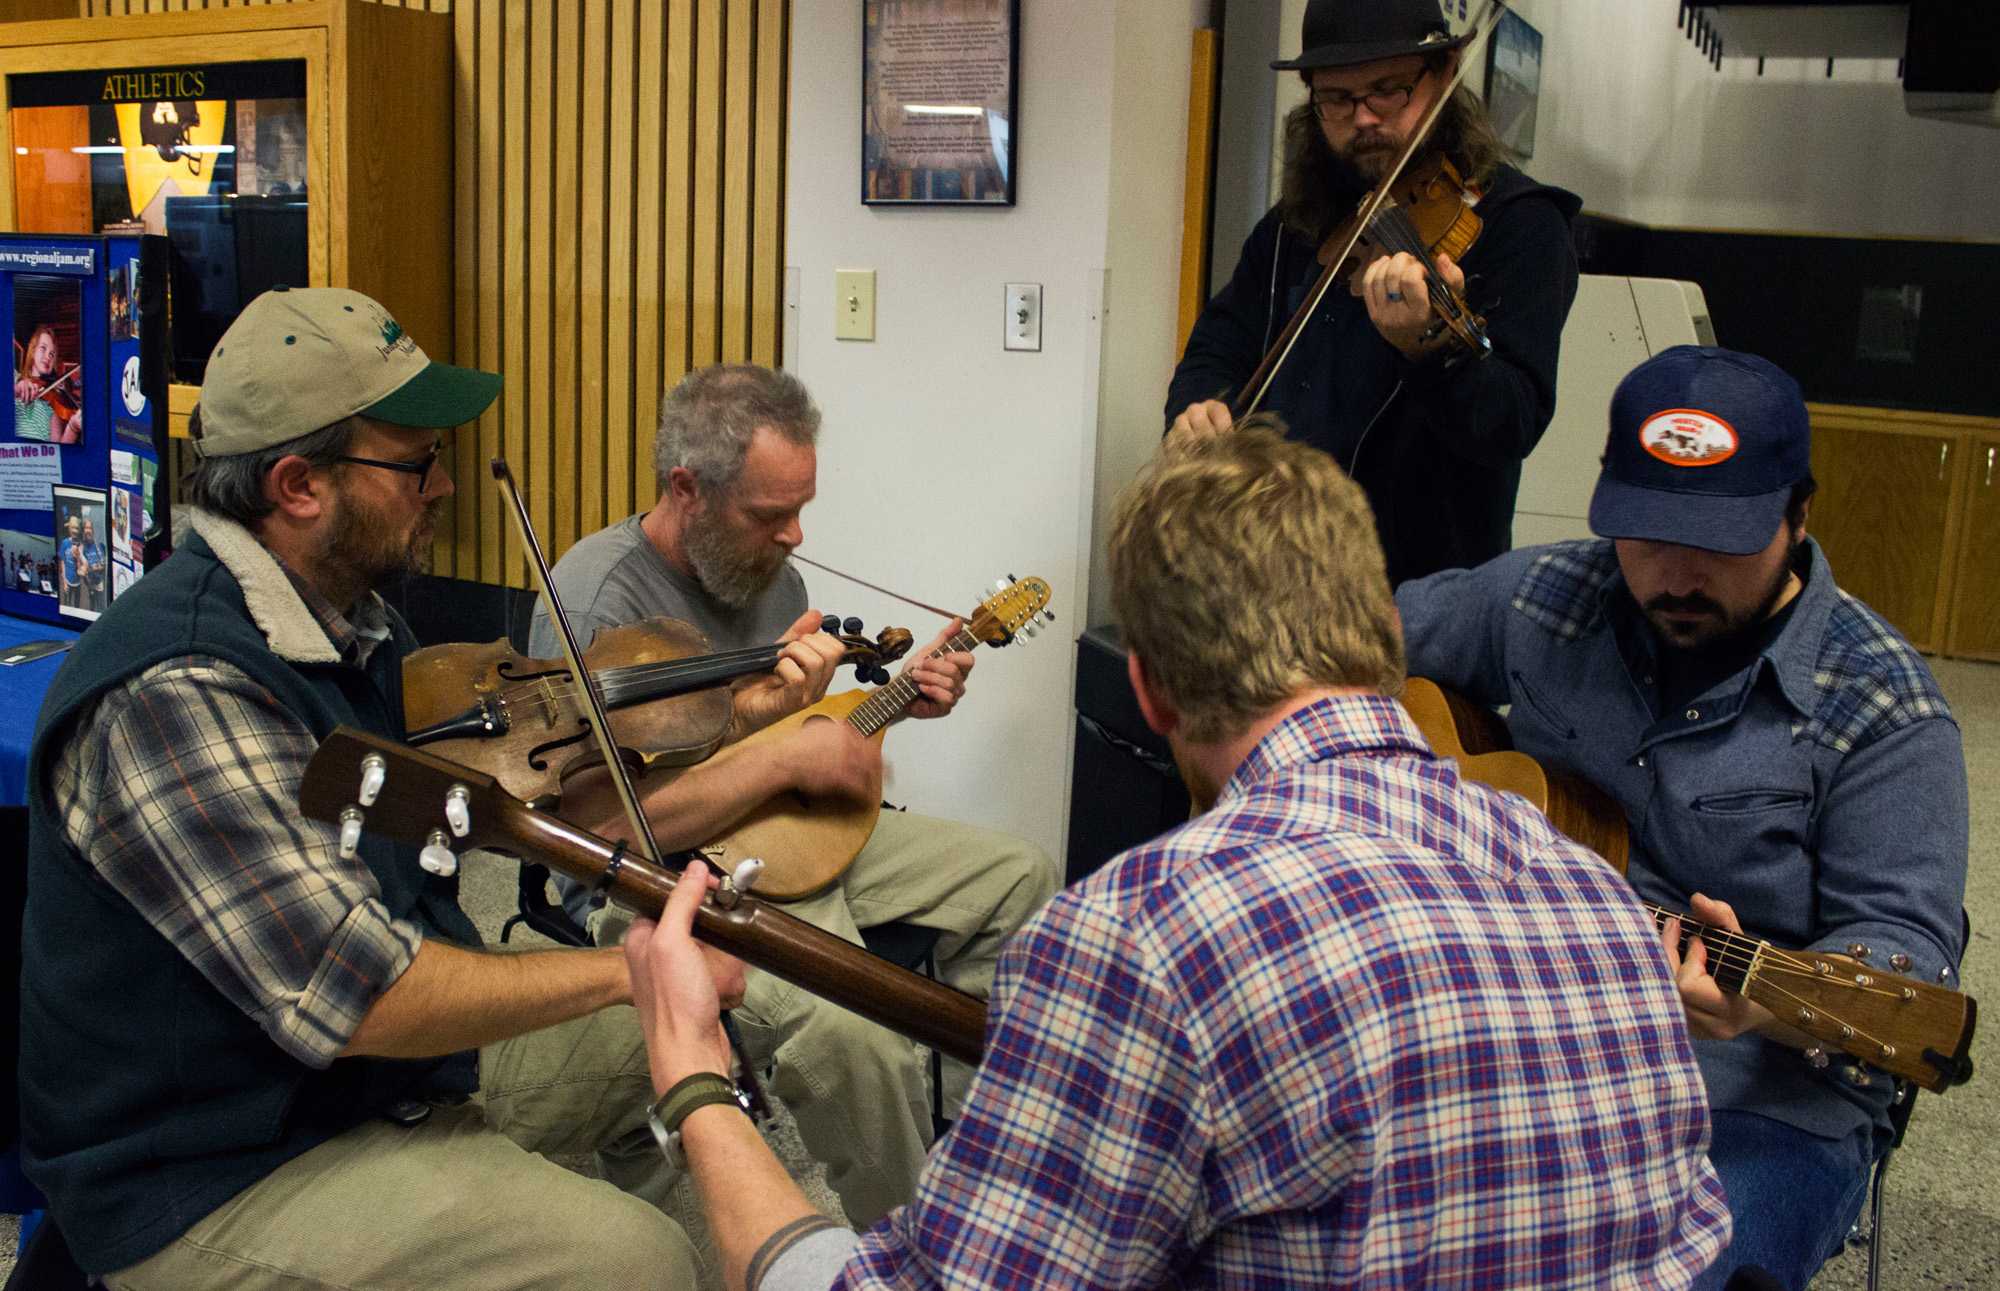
[13,274,85,445]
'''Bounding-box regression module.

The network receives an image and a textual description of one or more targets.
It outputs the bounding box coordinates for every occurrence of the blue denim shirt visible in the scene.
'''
[1397,538,1968,1147]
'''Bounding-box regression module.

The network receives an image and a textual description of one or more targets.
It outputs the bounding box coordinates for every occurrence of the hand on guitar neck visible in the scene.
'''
[1659,891,1784,1044]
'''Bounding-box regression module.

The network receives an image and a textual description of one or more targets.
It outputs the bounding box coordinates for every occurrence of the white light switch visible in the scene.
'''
[1004,282,1042,352]
[835,269,875,341]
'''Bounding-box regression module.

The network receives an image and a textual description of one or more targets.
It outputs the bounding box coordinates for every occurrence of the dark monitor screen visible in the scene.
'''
[165,193,307,385]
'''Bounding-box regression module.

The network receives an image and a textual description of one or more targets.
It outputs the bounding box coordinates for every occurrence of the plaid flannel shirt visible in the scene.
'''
[818,693,1728,1290]
[46,560,420,1068]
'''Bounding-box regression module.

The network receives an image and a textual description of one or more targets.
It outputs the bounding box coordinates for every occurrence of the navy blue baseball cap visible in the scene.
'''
[1587,346,1811,556]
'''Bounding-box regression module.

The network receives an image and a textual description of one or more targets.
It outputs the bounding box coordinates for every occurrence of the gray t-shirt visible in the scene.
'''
[526,514,808,656]
[526,514,808,924]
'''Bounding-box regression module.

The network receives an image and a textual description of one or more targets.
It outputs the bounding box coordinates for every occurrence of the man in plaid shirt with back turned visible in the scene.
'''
[621,425,1731,1289]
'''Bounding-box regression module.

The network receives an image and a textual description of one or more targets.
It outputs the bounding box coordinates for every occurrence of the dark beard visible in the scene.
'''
[321,494,437,607]
[683,518,786,610]
[1645,539,1801,653]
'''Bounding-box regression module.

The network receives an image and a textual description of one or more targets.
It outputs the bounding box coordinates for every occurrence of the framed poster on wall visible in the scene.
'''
[862,0,1019,206]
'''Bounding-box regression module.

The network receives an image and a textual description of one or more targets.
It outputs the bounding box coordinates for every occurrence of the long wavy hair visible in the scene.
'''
[1278,56,1511,244]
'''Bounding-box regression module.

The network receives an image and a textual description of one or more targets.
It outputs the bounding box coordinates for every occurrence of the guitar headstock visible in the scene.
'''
[1750,949,1977,1094]
[301,727,519,873]
[967,575,1055,647]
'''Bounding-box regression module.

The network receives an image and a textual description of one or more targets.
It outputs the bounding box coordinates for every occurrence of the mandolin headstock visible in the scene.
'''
[967,575,1054,647]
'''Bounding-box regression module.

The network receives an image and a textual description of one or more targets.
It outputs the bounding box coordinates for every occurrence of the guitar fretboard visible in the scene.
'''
[1646,903,1762,996]
[847,628,983,737]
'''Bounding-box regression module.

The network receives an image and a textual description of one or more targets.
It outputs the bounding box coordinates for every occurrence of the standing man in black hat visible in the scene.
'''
[1167,0,1580,586]
[1396,346,1970,1290]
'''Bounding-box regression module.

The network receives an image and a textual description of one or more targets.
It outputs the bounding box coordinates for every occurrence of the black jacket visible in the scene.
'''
[1167,165,1581,586]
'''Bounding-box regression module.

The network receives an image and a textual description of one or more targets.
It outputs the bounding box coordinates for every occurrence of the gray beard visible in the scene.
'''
[683,521,784,610]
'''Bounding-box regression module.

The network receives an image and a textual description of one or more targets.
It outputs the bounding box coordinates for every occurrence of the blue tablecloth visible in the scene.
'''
[0,615,80,808]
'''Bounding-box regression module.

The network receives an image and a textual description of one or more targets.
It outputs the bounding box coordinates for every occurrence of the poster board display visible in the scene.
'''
[0,233,168,629]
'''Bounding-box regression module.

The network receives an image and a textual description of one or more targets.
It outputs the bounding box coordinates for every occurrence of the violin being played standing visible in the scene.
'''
[1166,0,1582,587]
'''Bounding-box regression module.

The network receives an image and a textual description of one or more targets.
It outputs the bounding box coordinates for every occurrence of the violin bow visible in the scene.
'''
[489,458,772,1111]
[1237,0,1511,419]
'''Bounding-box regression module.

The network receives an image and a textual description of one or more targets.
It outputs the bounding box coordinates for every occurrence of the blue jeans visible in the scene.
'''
[1693,1110,1875,1290]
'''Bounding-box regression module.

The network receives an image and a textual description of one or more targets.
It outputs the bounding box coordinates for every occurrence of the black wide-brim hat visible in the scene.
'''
[1272,0,1472,72]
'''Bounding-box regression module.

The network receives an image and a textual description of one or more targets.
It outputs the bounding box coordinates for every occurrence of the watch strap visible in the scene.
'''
[646,1072,744,1160]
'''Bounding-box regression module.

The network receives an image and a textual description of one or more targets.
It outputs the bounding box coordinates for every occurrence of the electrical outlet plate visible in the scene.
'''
[1005,282,1042,352]
[835,269,875,341]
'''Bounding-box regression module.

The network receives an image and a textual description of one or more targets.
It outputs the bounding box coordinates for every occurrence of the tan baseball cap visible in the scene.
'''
[191,285,501,457]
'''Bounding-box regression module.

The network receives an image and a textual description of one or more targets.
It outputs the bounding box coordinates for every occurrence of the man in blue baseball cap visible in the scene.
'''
[1395,345,1969,1290]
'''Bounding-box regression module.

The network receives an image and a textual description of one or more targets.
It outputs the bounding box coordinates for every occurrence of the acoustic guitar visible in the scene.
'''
[1400,677,1976,1094]
[697,575,1055,902]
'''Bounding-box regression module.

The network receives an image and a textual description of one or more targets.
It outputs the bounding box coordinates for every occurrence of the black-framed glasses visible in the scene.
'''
[334,442,442,492]
[1311,71,1426,123]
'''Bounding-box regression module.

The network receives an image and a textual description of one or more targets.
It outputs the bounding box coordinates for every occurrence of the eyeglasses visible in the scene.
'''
[1310,72,1426,123]
[334,442,443,492]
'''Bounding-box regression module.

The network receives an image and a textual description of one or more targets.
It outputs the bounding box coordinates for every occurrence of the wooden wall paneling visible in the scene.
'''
[632,0,669,520]
[659,0,695,491]
[721,0,751,360]
[1175,27,1220,358]
[605,0,638,526]
[550,1,578,557]
[498,0,527,581]
[691,0,721,369]
[577,0,607,544]
[446,0,477,576]
[474,0,503,583]
[525,0,552,552]
[751,0,783,365]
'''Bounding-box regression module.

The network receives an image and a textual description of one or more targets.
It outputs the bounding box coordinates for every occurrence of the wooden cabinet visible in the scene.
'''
[0,1,452,439]
[1808,405,2000,659]
[1945,436,2000,660]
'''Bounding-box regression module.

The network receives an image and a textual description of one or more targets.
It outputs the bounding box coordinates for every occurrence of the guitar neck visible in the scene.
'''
[1646,903,1765,997]
[846,628,982,736]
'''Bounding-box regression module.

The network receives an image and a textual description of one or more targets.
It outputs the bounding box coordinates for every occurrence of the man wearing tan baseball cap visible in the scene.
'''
[22,287,708,1287]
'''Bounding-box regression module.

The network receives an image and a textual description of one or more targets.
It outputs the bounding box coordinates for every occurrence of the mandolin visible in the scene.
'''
[696,575,1055,902]
[1400,676,1976,1094]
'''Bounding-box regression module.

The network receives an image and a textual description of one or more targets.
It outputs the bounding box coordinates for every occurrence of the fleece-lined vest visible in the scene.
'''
[20,528,479,1275]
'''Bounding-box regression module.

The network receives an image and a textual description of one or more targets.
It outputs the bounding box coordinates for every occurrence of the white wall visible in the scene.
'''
[1506,0,2000,239]
[787,3,1192,865]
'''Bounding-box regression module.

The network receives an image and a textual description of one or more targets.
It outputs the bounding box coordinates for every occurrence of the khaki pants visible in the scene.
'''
[106,1007,699,1290]
[597,809,1058,1228]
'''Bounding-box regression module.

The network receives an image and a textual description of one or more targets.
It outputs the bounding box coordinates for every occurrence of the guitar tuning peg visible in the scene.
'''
[1042,609,1056,623]
[358,754,387,807]
[419,829,458,877]
[444,785,472,838]
[338,807,365,860]
[1007,573,1018,583]
[991,578,1009,595]
[731,857,765,894]
[1803,1046,1830,1070]
[842,616,863,635]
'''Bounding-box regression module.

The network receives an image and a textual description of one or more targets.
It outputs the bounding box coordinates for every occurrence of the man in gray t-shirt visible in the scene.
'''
[529,365,1058,1227]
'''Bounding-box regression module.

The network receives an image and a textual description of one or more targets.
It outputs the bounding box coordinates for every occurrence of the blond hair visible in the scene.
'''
[1109,422,1404,742]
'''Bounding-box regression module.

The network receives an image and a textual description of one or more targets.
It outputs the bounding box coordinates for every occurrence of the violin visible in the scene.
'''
[400,614,914,806]
[1233,1,1508,420]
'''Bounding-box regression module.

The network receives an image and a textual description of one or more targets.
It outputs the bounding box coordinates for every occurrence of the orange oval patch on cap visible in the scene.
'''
[1638,408,1739,467]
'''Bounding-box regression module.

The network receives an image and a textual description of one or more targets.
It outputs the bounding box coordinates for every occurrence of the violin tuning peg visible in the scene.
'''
[419,829,458,877]
[358,754,387,807]
[338,807,365,860]
[820,614,841,635]
[842,616,864,635]
[444,785,472,839]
